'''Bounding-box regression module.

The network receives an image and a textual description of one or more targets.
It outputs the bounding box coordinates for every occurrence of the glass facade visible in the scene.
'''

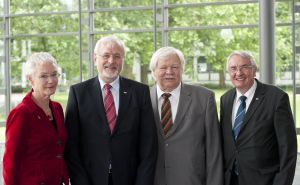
[0,0,297,138]
[0,0,299,184]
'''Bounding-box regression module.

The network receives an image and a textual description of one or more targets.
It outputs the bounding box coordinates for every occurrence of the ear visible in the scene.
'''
[93,53,97,66]
[28,75,34,86]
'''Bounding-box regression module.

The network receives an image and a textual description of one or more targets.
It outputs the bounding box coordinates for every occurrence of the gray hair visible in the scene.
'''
[25,52,58,77]
[226,50,257,69]
[94,35,126,56]
[149,46,185,79]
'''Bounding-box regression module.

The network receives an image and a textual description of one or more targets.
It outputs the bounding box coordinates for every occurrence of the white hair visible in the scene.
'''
[94,35,126,56]
[25,52,58,77]
[226,50,257,70]
[149,46,185,79]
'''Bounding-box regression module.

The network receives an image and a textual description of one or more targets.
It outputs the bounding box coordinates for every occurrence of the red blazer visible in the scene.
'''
[3,91,69,185]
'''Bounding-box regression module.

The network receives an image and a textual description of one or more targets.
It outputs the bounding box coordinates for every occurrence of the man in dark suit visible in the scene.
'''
[149,46,223,185]
[220,50,297,185]
[65,35,158,185]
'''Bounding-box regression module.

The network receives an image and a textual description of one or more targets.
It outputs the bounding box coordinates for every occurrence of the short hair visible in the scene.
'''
[94,35,126,56]
[226,50,257,70]
[25,52,58,77]
[149,46,185,79]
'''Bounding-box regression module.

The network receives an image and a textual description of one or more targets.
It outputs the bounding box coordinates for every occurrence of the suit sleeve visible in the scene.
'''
[3,109,30,185]
[205,92,224,185]
[65,86,90,185]
[273,93,297,185]
[135,86,158,185]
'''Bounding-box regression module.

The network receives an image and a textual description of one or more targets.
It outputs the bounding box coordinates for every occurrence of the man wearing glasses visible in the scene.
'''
[65,35,158,185]
[220,51,297,185]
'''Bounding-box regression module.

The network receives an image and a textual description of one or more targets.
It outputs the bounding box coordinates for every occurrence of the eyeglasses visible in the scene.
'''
[229,64,254,73]
[97,54,123,61]
[38,73,60,81]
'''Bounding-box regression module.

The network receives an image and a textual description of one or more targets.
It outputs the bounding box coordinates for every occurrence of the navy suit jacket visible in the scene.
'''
[220,79,297,185]
[65,76,158,185]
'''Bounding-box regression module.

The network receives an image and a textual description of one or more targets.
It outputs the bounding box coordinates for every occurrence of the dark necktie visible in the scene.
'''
[161,93,172,136]
[104,84,116,134]
[233,96,247,140]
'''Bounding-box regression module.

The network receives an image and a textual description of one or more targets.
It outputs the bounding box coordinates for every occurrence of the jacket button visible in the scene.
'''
[56,154,63,159]
[57,140,63,146]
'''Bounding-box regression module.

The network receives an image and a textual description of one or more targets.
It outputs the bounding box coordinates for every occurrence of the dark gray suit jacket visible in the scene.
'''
[150,83,223,185]
[220,79,297,185]
[65,76,158,185]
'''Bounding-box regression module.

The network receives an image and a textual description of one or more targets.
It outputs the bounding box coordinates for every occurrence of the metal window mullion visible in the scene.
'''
[89,0,95,79]
[163,0,168,47]
[4,0,10,120]
[292,0,296,127]
[79,0,83,82]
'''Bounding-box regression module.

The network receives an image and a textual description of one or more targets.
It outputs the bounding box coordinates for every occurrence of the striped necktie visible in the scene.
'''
[161,93,172,136]
[233,96,247,140]
[104,84,117,134]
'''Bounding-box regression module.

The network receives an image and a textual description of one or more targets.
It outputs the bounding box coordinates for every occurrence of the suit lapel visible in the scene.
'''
[112,77,131,135]
[165,84,192,138]
[150,86,164,137]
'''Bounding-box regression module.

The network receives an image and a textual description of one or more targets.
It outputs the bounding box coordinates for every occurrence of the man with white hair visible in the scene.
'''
[65,35,158,185]
[220,50,297,185]
[149,46,223,185]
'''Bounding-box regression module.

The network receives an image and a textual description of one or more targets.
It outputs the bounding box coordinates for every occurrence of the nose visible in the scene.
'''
[166,67,174,74]
[107,56,115,63]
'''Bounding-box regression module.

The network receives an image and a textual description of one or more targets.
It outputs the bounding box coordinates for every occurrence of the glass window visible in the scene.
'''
[94,0,152,8]
[10,14,79,35]
[10,0,79,14]
[169,4,258,27]
[94,10,153,32]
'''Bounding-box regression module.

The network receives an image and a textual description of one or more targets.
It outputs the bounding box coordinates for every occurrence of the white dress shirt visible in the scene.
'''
[98,76,120,115]
[231,80,257,127]
[156,83,181,123]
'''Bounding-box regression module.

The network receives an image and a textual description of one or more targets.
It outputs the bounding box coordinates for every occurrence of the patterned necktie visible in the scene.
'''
[104,84,117,134]
[161,93,172,136]
[233,96,247,140]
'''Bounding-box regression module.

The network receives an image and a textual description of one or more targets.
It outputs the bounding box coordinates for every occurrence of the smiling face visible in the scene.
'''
[153,54,182,92]
[228,54,256,94]
[29,62,59,99]
[94,41,124,83]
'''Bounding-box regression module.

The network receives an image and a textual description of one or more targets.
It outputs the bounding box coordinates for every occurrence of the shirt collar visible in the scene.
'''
[235,80,257,102]
[156,82,181,100]
[98,76,120,90]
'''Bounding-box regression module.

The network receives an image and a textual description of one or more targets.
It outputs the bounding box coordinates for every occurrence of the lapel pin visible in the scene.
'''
[37,116,41,120]
[256,98,259,100]
[123,91,127,94]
